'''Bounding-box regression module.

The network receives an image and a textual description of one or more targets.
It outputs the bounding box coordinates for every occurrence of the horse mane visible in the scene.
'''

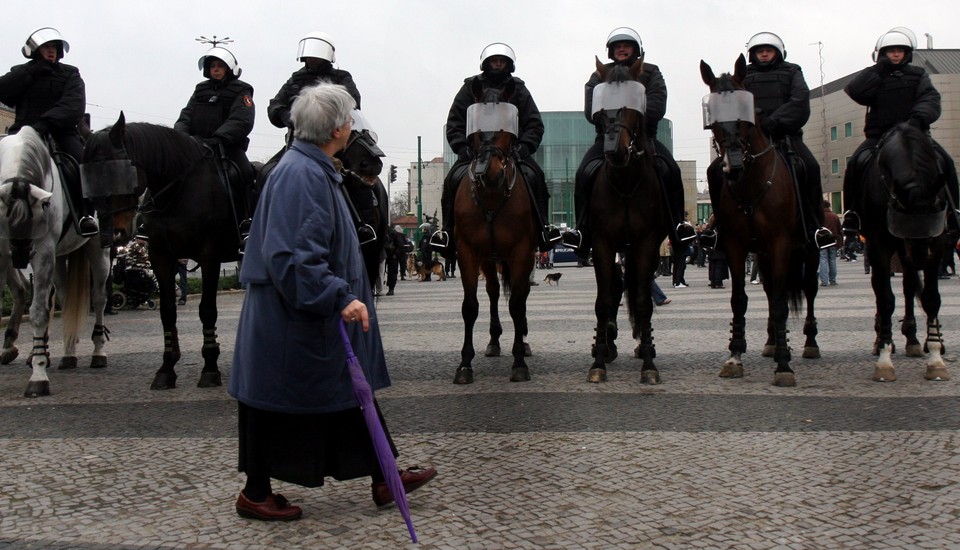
[12,127,51,187]
[107,123,207,178]
[894,122,938,180]
[604,63,634,84]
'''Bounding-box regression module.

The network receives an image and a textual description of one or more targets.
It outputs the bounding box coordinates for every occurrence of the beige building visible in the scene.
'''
[405,156,445,225]
[1,104,15,134]
[804,49,960,210]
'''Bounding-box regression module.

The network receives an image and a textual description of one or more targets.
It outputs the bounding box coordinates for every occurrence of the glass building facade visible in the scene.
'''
[444,111,674,228]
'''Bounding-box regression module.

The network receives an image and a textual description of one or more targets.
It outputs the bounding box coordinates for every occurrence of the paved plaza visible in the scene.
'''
[1,258,959,548]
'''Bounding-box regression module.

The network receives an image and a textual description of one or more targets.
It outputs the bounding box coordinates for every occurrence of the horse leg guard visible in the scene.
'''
[772,326,796,387]
[902,316,923,357]
[90,324,110,369]
[721,321,746,378]
[152,331,181,390]
[198,328,222,387]
[802,317,821,359]
[924,318,950,381]
[638,327,660,385]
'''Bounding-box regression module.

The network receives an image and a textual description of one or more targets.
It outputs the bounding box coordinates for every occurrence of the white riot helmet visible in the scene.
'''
[479,43,516,73]
[198,47,241,78]
[22,27,69,59]
[746,32,786,63]
[873,27,917,62]
[298,32,336,63]
[606,27,643,60]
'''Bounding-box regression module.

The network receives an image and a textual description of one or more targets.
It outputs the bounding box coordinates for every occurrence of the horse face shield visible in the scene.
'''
[592,81,647,164]
[703,90,755,173]
[465,102,519,190]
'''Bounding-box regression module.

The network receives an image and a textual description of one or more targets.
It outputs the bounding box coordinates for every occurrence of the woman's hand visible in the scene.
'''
[341,299,369,332]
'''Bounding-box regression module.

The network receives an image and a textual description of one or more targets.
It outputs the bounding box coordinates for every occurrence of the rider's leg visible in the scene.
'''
[59,135,99,236]
[652,139,695,244]
[430,161,466,254]
[795,142,835,249]
[561,141,602,259]
[933,141,960,231]
[520,159,561,251]
[699,158,725,250]
[842,139,877,235]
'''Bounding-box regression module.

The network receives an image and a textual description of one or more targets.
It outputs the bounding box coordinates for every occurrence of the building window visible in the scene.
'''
[831,158,839,174]
[844,122,853,138]
[830,126,838,141]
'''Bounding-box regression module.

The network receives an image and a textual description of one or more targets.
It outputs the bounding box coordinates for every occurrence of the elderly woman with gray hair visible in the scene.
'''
[228,83,436,521]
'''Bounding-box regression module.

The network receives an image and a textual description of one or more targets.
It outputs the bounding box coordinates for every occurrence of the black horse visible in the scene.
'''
[857,122,952,382]
[255,111,388,293]
[83,113,247,390]
[586,56,668,384]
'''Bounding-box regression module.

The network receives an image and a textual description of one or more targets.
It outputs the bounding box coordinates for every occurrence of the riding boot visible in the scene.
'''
[561,168,593,257]
[653,145,695,246]
[430,171,456,255]
[529,177,560,252]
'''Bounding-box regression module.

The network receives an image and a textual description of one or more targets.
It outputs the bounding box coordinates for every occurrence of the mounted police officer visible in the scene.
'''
[842,27,959,235]
[0,27,98,236]
[430,43,560,256]
[175,45,255,236]
[267,32,361,132]
[705,32,834,250]
[561,27,694,259]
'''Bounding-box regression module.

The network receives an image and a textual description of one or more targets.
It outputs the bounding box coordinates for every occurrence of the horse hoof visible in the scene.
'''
[925,365,950,381]
[24,380,50,398]
[641,370,661,385]
[872,366,897,382]
[150,372,178,390]
[510,367,530,382]
[90,356,108,369]
[588,367,607,383]
[773,372,797,387]
[58,356,78,370]
[523,343,532,357]
[453,367,473,385]
[719,363,744,378]
[197,371,222,388]
[905,344,924,358]
[484,345,501,357]
[802,346,821,359]
[0,347,18,365]
[604,345,618,363]
[761,344,775,358]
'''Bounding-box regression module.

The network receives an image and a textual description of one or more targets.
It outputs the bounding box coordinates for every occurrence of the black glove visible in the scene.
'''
[457,146,473,162]
[907,117,925,130]
[760,117,777,137]
[875,56,894,75]
[513,144,531,160]
[30,120,50,136]
[203,137,223,149]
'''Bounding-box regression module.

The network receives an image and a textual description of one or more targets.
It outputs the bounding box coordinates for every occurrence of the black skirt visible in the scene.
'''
[238,401,398,488]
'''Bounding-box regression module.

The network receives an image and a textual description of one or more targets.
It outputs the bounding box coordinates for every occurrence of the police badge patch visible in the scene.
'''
[242,95,253,108]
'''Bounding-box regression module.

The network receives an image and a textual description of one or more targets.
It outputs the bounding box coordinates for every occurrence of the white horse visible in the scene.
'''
[0,127,111,397]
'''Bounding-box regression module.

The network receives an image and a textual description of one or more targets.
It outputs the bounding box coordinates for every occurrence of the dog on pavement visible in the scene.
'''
[543,272,563,286]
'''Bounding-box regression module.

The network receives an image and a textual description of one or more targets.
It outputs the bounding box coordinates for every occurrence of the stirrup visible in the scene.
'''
[841,210,860,235]
[561,229,583,249]
[429,230,450,252]
[544,225,562,244]
[814,227,836,249]
[676,222,696,242]
[78,215,99,237]
[699,228,717,249]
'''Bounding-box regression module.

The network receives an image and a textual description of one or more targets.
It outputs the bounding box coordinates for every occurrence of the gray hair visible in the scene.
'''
[291,83,356,145]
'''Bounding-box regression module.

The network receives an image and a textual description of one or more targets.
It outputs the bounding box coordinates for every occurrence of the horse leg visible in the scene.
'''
[589,248,617,383]
[920,263,949,381]
[871,263,897,381]
[88,242,111,369]
[483,262,502,357]
[454,260,482,384]
[507,262,532,383]
[721,250,749,378]
[150,257,181,390]
[25,267,56,397]
[801,250,821,359]
[1,267,28,364]
[631,254,659,384]
[901,267,923,357]
[196,262,223,387]
[770,293,796,387]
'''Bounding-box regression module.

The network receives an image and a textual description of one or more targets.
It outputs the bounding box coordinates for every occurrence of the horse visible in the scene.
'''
[255,110,388,293]
[700,55,820,387]
[82,113,244,390]
[857,121,952,382]
[0,127,111,397]
[451,77,536,384]
[586,56,668,384]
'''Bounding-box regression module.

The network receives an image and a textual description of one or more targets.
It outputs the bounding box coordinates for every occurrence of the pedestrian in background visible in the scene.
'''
[819,200,842,286]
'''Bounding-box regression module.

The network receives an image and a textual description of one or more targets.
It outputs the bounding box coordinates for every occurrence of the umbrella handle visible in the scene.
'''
[338,318,357,358]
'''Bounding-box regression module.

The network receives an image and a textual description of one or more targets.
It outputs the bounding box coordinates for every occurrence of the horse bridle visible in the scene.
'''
[714,121,778,214]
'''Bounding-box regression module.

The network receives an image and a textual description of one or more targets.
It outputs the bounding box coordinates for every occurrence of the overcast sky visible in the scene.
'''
[4,0,956,190]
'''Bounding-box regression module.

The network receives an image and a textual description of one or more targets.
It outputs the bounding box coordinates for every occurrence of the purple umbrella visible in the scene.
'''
[338,319,418,543]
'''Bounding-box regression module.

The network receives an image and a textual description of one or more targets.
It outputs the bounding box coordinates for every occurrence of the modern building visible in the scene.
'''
[804,48,960,211]
[407,111,698,230]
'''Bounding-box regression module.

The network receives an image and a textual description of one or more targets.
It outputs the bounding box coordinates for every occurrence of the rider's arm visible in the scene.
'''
[213,83,256,147]
[40,65,86,133]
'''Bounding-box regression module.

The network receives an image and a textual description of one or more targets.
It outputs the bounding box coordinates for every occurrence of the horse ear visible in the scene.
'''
[630,54,644,79]
[470,76,484,102]
[734,54,747,83]
[595,55,606,80]
[109,111,126,147]
[700,60,716,86]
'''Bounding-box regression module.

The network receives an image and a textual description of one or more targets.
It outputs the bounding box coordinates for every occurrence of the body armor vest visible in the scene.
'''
[743,66,794,122]
[189,80,245,141]
[865,69,922,137]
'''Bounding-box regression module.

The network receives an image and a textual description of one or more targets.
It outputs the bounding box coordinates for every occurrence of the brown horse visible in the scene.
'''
[700,55,820,387]
[452,77,536,384]
[586,56,668,384]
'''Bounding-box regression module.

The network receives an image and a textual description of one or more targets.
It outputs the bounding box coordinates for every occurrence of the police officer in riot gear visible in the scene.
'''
[561,27,694,259]
[268,32,361,130]
[430,43,560,256]
[842,27,958,235]
[0,27,98,236]
[175,46,255,236]
[705,32,834,250]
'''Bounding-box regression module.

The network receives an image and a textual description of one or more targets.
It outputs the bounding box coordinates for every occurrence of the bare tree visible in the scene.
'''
[389,190,411,222]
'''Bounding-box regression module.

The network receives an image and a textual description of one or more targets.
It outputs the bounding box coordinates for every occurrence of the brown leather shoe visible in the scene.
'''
[372,466,438,507]
[236,491,302,521]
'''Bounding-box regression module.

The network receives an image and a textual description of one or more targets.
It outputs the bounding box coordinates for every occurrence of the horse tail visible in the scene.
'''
[787,249,806,315]
[623,260,638,329]
[61,247,91,348]
[500,262,511,298]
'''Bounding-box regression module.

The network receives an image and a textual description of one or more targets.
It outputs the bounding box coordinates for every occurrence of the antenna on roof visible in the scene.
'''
[924,33,933,49]
[195,35,233,48]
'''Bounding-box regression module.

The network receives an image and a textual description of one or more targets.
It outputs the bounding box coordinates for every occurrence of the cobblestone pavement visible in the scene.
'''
[2,259,960,548]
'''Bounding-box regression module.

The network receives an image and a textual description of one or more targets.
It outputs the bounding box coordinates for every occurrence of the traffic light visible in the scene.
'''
[389,165,397,183]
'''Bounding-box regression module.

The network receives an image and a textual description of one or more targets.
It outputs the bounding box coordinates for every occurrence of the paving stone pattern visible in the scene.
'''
[2,260,960,548]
